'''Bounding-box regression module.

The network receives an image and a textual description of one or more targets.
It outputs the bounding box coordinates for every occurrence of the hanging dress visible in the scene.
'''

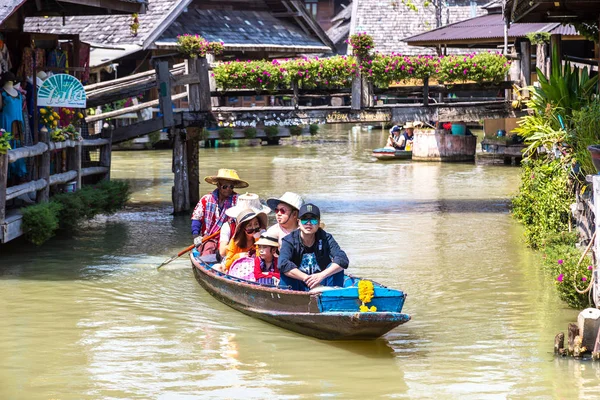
[1,89,26,178]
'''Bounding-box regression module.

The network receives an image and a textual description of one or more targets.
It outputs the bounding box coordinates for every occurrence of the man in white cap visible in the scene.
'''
[266,192,304,246]
[191,168,248,255]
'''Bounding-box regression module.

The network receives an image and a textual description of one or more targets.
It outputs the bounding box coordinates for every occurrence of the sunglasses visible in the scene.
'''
[220,184,235,189]
[275,207,289,215]
[245,226,261,234]
[300,218,319,226]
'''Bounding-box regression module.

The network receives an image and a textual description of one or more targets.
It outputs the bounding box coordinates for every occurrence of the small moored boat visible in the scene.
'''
[372,147,412,160]
[190,254,410,340]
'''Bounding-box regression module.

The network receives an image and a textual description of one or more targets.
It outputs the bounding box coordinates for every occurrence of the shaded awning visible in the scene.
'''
[404,13,581,47]
[88,43,143,69]
[506,0,600,23]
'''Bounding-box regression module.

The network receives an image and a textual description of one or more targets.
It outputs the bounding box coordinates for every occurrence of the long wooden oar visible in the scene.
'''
[157,230,220,270]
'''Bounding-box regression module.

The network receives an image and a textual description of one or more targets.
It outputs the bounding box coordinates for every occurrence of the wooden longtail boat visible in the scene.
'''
[372,147,412,160]
[190,254,411,340]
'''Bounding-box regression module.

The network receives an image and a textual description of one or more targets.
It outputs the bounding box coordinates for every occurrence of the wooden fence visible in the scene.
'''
[0,129,111,243]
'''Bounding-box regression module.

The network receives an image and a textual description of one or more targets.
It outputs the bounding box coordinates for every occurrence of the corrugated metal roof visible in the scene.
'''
[0,0,27,27]
[404,13,579,44]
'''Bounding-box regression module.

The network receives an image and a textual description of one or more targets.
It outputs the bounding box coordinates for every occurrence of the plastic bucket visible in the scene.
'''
[451,123,466,135]
[63,181,76,193]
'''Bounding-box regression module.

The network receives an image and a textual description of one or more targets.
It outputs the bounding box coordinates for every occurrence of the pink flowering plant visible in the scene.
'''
[213,59,288,90]
[347,32,375,60]
[212,52,510,91]
[542,232,593,308]
[0,129,12,154]
[286,56,357,89]
[438,52,510,84]
[176,34,224,58]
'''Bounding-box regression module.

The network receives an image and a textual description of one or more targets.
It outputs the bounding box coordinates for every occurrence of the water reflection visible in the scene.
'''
[0,125,588,399]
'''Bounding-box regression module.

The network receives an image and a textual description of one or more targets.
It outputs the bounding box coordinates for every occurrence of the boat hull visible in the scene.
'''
[372,148,412,160]
[191,256,410,340]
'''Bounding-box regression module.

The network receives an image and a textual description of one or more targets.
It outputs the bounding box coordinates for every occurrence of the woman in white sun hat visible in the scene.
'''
[265,192,304,246]
[217,193,271,259]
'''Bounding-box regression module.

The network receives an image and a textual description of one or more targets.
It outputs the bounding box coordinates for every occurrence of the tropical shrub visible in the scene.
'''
[218,127,234,141]
[542,232,593,309]
[512,159,574,248]
[289,125,303,136]
[309,124,319,136]
[22,202,62,245]
[21,181,131,245]
[264,126,279,139]
[244,127,257,139]
[571,100,600,177]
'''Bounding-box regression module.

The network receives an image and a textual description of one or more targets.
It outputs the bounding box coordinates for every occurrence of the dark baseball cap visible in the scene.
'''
[298,203,320,219]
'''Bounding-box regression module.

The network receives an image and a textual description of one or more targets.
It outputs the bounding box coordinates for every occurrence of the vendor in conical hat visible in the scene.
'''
[191,168,249,255]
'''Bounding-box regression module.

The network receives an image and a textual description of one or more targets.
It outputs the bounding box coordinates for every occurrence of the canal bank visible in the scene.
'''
[0,125,591,399]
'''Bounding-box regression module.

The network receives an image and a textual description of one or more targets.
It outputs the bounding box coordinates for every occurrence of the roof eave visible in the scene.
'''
[154,42,332,54]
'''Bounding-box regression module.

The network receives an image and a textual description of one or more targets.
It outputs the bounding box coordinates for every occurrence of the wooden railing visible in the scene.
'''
[0,129,112,232]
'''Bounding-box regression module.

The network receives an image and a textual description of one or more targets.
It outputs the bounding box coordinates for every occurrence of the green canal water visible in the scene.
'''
[0,125,596,399]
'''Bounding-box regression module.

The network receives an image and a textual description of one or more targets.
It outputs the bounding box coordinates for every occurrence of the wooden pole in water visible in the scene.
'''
[172,128,190,214]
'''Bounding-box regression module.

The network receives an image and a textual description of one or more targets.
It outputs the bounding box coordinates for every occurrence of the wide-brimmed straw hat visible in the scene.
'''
[255,234,279,248]
[204,169,249,188]
[266,192,304,212]
[233,208,268,237]
[225,193,271,218]
[403,122,415,129]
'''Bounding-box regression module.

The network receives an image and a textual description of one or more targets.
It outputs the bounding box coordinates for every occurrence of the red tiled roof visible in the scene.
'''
[404,13,579,45]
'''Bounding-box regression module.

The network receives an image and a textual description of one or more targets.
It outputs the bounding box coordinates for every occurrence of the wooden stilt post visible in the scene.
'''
[536,42,548,77]
[100,127,113,181]
[67,141,82,190]
[520,40,531,98]
[36,127,50,203]
[292,81,299,109]
[172,128,190,214]
[361,70,373,108]
[185,56,212,210]
[351,56,362,111]
[423,77,430,106]
[0,152,7,226]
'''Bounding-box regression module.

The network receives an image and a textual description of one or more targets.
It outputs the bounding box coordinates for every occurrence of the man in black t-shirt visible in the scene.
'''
[278,203,349,291]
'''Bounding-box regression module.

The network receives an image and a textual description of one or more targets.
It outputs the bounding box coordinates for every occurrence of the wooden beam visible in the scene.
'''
[203,101,520,126]
[49,170,78,186]
[36,128,50,203]
[156,61,175,128]
[81,166,109,177]
[57,0,144,14]
[8,179,48,201]
[82,138,110,147]
[84,64,184,92]
[520,40,531,97]
[111,118,167,144]
[7,142,48,163]
[85,92,187,123]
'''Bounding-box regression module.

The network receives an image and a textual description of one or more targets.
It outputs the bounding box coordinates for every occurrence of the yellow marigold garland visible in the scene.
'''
[358,280,377,312]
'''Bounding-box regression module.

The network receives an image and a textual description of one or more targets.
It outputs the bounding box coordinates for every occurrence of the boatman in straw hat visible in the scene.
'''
[191,168,248,255]
[265,192,304,247]
[396,121,416,151]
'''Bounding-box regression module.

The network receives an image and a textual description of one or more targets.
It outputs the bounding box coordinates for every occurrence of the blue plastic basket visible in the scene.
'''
[451,123,466,135]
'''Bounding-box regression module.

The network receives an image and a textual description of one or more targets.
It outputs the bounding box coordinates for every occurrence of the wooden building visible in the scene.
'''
[25,0,334,109]
[349,0,492,55]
